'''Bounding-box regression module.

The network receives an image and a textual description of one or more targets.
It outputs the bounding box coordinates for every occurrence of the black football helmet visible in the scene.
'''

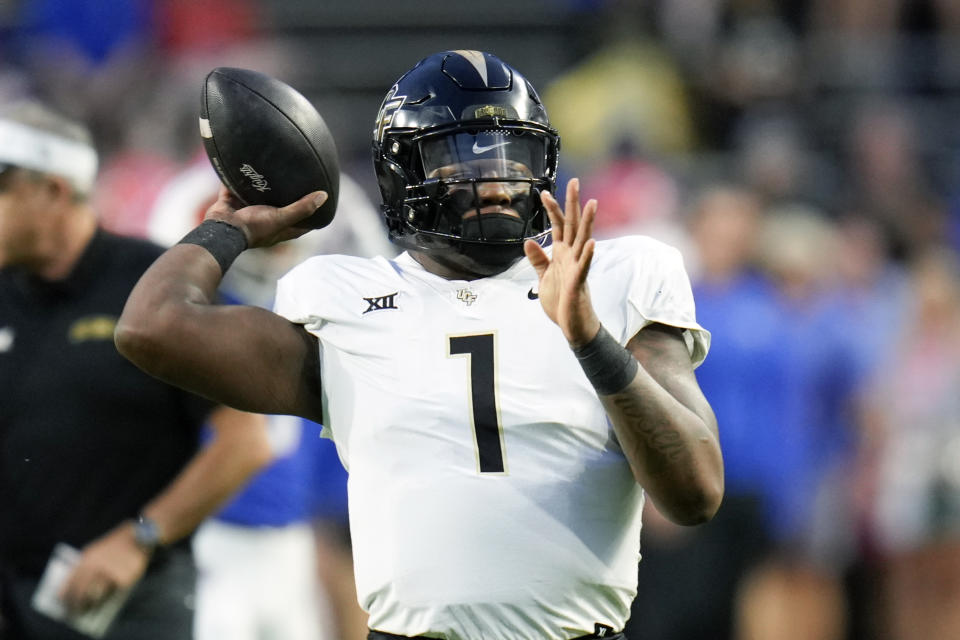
[373,50,560,276]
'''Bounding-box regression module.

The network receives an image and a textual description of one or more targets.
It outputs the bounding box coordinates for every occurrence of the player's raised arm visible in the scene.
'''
[525,180,724,526]
[115,187,327,422]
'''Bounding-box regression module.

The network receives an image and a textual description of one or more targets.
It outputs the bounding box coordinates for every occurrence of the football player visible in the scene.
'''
[116,50,723,640]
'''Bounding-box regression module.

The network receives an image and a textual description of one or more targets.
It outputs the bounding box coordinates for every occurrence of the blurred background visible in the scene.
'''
[3,1,960,639]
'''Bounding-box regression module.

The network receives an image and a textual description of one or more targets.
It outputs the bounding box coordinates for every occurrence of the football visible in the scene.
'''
[199,67,339,229]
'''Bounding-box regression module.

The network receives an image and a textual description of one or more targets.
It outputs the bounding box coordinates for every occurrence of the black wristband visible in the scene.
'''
[573,325,639,396]
[177,219,248,274]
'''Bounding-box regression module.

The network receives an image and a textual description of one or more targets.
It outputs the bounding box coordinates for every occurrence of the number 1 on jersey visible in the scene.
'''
[448,333,506,474]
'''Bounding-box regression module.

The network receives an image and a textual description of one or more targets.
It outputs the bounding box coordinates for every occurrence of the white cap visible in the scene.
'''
[0,119,98,194]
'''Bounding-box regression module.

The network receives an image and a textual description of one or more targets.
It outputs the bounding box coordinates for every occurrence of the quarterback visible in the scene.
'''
[116,51,723,640]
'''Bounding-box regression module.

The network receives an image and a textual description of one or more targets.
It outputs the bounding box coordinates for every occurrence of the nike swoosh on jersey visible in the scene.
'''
[527,288,539,300]
[472,140,510,154]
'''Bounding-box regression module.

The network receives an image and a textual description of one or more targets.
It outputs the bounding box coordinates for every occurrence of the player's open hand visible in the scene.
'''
[204,185,326,248]
[523,178,601,347]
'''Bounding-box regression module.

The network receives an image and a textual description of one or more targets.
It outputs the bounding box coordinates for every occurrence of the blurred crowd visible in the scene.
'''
[546,2,960,640]
[3,0,960,639]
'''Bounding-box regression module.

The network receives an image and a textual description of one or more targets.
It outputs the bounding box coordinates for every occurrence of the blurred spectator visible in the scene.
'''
[675,2,803,150]
[682,185,784,507]
[857,246,960,640]
[932,0,960,86]
[829,214,909,380]
[710,13,801,109]
[732,108,838,211]
[626,184,771,640]
[153,0,261,57]
[543,36,696,173]
[732,204,863,640]
[579,141,692,257]
[813,213,911,640]
[94,151,181,239]
[838,99,947,261]
[0,99,270,640]
[7,0,154,67]
[807,0,906,91]
[653,0,726,72]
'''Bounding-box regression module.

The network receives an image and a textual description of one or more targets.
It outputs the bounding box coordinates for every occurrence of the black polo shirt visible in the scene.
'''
[0,229,214,574]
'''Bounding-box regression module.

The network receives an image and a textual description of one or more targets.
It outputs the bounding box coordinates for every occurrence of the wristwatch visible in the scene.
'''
[132,514,163,554]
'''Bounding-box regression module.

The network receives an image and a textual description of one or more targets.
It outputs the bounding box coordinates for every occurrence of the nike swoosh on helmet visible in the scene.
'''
[472,140,510,154]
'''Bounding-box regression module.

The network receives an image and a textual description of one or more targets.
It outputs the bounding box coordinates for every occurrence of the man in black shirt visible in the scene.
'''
[0,102,273,639]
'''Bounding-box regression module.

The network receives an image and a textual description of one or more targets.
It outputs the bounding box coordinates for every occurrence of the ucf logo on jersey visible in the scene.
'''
[456,289,478,306]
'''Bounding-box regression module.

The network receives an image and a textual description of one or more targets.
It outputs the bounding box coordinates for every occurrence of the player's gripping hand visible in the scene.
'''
[59,521,149,613]
[204,185,327,249]
[523,178,601,348]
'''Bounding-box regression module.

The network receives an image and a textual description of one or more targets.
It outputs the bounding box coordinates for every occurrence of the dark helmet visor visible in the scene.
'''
[420,130,547,184]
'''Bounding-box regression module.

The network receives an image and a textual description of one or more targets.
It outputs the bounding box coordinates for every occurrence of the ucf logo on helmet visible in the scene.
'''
[375,85,406,143]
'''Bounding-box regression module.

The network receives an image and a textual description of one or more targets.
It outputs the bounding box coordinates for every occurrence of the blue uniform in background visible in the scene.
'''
[191,293,350,640]
[211,417,348,530]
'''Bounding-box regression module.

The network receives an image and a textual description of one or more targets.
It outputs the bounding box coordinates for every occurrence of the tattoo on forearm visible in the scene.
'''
[610,394,692,469]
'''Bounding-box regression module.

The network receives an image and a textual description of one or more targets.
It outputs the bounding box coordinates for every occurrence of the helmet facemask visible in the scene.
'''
[380,125,557,275]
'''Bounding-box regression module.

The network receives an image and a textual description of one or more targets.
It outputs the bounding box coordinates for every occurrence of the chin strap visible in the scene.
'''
[424,242,523,278]
[460,213,526,241]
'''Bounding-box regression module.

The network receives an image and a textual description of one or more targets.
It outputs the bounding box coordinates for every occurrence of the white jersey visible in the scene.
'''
[274,235,709,640]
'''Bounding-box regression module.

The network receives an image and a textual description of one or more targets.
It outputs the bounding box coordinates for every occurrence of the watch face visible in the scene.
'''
[134,516,160,550]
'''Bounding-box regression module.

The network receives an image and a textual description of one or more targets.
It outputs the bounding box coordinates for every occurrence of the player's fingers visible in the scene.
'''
[206,185,237,218]
[572,199,597,256]
[577,198,599,255]
[278,191,327,225]
[564,178,581,244]
[523,239,550,276]
[220,187,249,213]
[577,238,596,285]
[225,197,245,212]
[213,184,239,202]
[540,190,564,244]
